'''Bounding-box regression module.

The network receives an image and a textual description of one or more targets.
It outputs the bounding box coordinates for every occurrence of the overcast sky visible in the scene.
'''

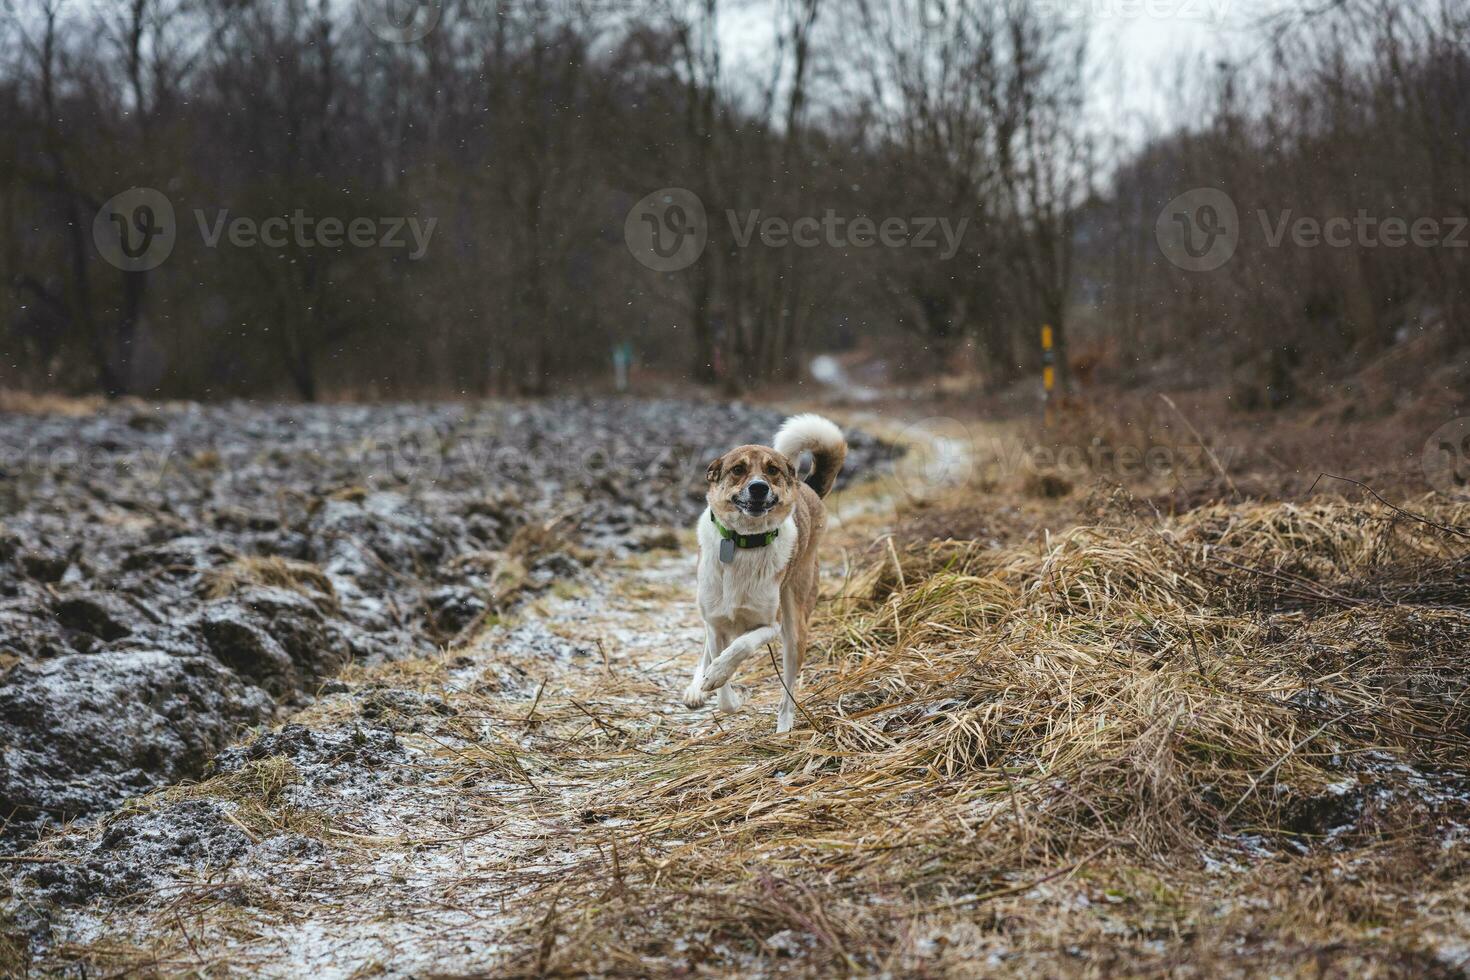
[7,0,1311,148]
[1091,0,1285,128]
[717,0,1293,147]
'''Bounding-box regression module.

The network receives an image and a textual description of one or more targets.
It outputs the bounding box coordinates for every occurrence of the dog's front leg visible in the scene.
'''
[716,670,744,713]
[776,598,801,733]
[700,624,780,693]
[683,624,718,709]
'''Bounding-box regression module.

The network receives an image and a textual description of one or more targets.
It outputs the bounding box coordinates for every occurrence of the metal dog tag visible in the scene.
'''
[719,538,735,564]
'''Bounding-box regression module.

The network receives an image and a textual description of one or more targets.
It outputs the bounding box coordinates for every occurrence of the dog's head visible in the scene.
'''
[706,445,797,531]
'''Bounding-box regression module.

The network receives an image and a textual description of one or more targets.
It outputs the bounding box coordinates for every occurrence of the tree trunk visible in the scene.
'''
[689,260,717,384]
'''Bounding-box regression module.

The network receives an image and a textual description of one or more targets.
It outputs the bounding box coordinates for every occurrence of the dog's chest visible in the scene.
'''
[700,556,781,623]
[697,511,795,626]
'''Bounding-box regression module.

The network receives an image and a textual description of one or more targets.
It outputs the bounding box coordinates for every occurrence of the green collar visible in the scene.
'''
[710,511,780,550]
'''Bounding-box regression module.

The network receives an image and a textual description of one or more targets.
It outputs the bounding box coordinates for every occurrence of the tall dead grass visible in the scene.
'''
[492,495,1470,974]
[16,489,1469,976]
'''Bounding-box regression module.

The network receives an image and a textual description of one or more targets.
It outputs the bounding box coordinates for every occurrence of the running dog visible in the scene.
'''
[683,414,846,732]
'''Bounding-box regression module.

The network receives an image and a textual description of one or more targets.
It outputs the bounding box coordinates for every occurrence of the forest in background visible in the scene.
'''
[0,0,1466,401]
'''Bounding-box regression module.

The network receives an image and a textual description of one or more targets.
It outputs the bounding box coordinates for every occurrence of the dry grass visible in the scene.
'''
[473,494,1470,975]
[482,515,594,605]
[202,555,338,609]
[0,389,103,416]
[16,457,1470,975]
[0,905,27,977]
[36,755,331,858]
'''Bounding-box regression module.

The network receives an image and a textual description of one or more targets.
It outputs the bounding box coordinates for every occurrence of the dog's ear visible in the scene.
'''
[778,454,798,483]
[705,456,723,483]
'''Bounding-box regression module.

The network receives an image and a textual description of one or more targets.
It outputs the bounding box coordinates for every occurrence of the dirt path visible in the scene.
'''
[14,434,936,976]
[13,415,1470,977]
[12,551,687,974]
[0,398,901,847]
[6,411,1021,977]
[310,551,717,975]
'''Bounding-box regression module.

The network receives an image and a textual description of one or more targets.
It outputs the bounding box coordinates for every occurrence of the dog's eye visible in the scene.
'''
[730,463,746,477]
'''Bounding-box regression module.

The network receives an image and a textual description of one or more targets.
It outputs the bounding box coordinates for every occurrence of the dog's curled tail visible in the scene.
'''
[774,413,847,499]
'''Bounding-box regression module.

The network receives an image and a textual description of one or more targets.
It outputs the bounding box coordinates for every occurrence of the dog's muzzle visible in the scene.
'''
[735,479,778,515]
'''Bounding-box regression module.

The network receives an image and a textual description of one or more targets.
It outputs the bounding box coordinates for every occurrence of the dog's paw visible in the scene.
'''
[717,685,744,713]
[700,660,734,694]
[682,685,709,709]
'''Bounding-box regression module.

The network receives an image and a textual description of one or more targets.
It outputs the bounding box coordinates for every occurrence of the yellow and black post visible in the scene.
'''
[1041,323,1056,427]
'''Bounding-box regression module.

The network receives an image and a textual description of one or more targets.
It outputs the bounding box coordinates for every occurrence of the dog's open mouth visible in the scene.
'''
[735,498,777,516]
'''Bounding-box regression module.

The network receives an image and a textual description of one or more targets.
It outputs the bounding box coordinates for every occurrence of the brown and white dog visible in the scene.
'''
[683,414,847,732]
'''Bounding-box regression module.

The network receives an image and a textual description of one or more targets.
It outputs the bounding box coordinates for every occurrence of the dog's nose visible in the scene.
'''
[747,480,770,500]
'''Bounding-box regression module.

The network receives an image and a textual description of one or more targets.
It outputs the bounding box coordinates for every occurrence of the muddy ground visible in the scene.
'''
[6,394,1469,977]
[0,399,898,845]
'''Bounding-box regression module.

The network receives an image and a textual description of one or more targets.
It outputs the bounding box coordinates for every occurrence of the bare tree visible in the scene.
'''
[990,2,1091,393]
